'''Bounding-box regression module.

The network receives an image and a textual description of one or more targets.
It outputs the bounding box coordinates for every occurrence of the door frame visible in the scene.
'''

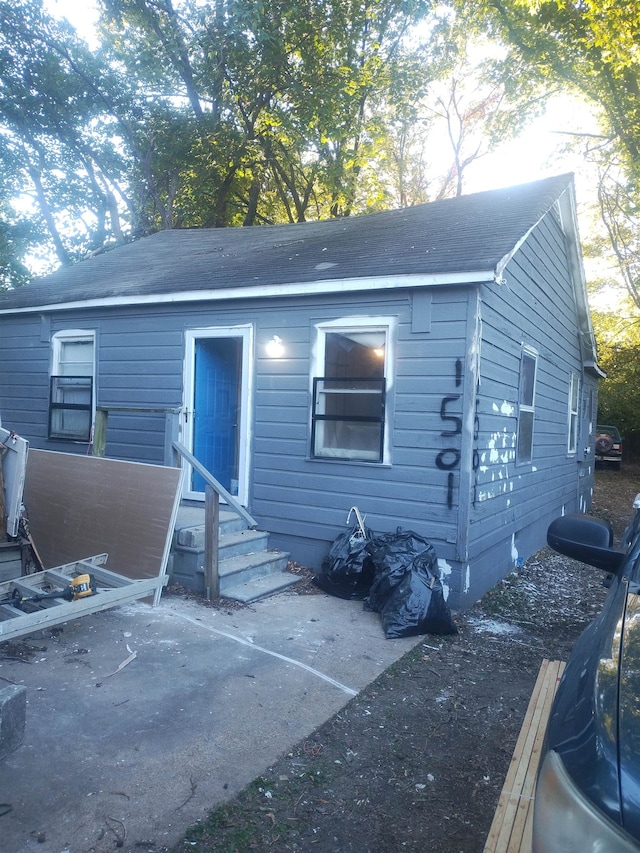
[182,325,254,505]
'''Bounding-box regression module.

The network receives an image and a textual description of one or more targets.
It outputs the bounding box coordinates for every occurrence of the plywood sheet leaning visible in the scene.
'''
[23,450,183,590]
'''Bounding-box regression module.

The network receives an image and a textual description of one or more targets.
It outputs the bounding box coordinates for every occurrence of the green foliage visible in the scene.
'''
[455,0,640,307]
[0,0,142,272]
[0,218,36,290]
[455,0,640,172]
[94,0,444,226]
[593,304,640,447]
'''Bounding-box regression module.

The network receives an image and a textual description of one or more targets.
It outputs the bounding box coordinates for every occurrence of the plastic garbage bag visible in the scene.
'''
[313,508,376,600]
[380,551,458,638]
[365,529,434,612]
[364,529,457,638]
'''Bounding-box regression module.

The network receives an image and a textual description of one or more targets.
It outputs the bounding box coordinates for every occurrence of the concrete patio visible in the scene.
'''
[0,589,422,853]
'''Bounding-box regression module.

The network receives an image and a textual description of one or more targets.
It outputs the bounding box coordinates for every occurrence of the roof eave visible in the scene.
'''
[0,270,495,316]
[493,177,600,372]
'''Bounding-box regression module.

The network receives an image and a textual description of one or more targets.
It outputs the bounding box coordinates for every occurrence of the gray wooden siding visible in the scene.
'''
[0,315,51,443]
[0,288,471,589]
[251,289,469,560]
[464,212,594,600]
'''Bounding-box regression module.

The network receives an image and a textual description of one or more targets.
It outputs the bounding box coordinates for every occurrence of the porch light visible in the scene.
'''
[266,335,285,358]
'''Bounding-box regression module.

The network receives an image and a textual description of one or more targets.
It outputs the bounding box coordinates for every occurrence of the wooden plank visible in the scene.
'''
[484,659,565,853]
[486,662,549,853]
[510,662,563,851]
[204,484,220,600]
[0,445,6,534]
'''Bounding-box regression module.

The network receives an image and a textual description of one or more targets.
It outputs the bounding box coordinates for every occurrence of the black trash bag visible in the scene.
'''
[380,550,458,639]
[313,523,376,600]
[365,529,435,613]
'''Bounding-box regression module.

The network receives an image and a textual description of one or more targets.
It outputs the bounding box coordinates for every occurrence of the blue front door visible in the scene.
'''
[193,337,242,495]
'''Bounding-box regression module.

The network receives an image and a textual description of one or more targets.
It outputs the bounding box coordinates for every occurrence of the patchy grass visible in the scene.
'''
[478,572,532,622]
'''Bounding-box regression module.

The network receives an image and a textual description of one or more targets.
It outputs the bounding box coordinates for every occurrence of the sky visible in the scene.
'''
[467,97,600,194]
[46,0,99,40]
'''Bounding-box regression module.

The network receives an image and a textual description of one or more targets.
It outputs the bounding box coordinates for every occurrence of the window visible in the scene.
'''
[48,331,95,441]
[567,373,579,454]
[311,322,391,462]
[517,348,537,464]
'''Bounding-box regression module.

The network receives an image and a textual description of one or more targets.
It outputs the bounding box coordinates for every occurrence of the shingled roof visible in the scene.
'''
[0,173,576,312]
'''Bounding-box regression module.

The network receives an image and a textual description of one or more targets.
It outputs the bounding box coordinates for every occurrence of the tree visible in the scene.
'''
[454,0,640,305]
[592,302,640,453]
[0,0,143,267]
[96,0,444,225]
[455,0,640,174]
[597,165,640,311]
[0,0,556,284]
[0,215,36,291]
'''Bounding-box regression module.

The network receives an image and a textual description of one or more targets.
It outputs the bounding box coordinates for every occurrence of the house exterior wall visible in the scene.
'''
[461,209,598,604]
[0,208,596,609]
[0,287,475,603]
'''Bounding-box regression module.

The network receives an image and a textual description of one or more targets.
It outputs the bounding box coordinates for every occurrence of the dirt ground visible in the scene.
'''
[171,463,640,853]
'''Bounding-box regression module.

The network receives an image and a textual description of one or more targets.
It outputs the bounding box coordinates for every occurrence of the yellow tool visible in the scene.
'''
[11,573,96,608]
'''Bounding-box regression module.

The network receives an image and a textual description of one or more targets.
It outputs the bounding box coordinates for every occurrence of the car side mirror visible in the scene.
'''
[547,514,626,574]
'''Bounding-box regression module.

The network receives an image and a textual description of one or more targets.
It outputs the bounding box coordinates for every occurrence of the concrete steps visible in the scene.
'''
[168,504,298,603]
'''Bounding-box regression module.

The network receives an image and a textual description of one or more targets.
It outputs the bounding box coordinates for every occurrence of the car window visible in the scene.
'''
[597,425,621,441]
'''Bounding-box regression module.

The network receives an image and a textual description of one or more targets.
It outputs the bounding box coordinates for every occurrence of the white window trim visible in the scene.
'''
[567,372,580,455]
[182,325,254,506]
[50,329,96,440]
[310,316,396,464]
[517,345,538,465]
[52,329,96,372]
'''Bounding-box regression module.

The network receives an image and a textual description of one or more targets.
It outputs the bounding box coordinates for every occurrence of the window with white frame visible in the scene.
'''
[49,331,95,441]
[311,320,391,462]
[567,372,579,454]
[517,347,537,464]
